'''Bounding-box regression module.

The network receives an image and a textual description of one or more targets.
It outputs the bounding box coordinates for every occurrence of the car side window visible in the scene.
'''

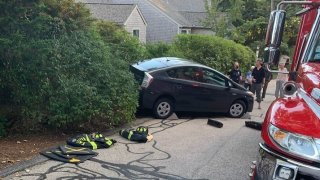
[202,69,227,87]
[166,67,203,82]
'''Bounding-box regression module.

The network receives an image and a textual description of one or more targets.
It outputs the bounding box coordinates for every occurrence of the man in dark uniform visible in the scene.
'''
[229,62,242,84]
[251,59,265,109]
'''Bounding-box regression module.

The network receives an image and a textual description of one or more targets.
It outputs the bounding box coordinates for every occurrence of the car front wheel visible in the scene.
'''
[153,98,174,119]
[228,100,246,118]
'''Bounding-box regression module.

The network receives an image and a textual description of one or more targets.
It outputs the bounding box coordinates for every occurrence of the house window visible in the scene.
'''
[180,29,191,34]
[133,29,140,38]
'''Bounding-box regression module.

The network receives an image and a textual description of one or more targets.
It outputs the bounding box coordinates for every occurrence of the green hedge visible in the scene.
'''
[0,0,139,134]
[145,42,172,58]
[168,34,256,74]
[96,21,146,63]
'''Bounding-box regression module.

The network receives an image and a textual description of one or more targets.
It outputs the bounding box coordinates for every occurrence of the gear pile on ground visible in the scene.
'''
[119,126,153,143]
[40,128,153,164]
[40,145,98,164]
[40,133,116,164]
[67,133,117,150]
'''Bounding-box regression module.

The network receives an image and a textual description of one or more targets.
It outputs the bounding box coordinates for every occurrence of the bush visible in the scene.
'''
[145,42,172,58]
[169,34,256,74]
[0,0,139,132]
[0,117,6,137]
[96,21,146,63]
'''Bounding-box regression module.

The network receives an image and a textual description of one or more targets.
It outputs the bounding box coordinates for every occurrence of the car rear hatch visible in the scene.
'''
[130,64,153,88]
[130,64,145,85]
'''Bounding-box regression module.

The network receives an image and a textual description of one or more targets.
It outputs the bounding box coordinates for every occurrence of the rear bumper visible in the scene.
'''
[138,89,157,109]
[251,143,320,180]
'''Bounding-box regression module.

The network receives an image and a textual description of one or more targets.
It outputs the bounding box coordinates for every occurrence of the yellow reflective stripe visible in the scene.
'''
[106,139,113,146]
[128,131,133,140]
[69,158,81,163]
[64,145,88,152]
[85,135,90,142]
[89,141,97,149]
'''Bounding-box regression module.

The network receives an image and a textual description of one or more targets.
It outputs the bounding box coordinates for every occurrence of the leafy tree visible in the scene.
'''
[204,0,301,58]
[204,0,244,37]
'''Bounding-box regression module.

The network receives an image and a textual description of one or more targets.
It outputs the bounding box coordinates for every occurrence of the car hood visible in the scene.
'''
[270,94,320,138]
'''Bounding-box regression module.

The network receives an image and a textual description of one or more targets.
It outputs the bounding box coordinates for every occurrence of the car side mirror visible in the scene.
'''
[265,10,286,47]
[264,47,281,66]
[225,80,232,88]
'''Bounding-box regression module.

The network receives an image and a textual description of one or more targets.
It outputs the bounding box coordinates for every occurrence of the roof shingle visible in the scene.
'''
[85,3,136,24]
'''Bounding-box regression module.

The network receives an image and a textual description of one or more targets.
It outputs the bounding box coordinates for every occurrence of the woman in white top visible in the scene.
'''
[275,63,288,98]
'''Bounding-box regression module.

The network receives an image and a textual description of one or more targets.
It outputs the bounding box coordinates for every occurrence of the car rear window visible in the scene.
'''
[132,58,168,72]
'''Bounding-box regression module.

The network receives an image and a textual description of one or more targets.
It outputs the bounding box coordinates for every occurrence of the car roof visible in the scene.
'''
[131,57,205,72]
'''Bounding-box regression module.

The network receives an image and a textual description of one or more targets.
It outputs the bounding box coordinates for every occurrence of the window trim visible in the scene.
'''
[133,29,140,38]
[303,9,320,62]
[180,28,191,34]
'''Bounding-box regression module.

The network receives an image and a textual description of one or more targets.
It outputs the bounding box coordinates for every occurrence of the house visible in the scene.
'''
[84,3,147,43]
[78,0,213,43]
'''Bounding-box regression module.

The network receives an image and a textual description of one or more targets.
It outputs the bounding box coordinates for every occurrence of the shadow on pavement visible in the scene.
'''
[136,109,228,120]
[18,119,208,180]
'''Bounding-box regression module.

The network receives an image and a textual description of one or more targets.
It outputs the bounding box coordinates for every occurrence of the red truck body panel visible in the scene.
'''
[262,0,320,165]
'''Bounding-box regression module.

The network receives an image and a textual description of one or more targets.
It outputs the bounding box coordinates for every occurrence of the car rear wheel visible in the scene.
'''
[228,100,246,118]
[153,98,174,119]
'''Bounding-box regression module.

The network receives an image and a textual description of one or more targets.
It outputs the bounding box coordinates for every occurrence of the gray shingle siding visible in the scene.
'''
[85,4,135,24]
[78,0,180,43]
[125,6,147,43]
[77,0,212,43]
[137,0,179,43]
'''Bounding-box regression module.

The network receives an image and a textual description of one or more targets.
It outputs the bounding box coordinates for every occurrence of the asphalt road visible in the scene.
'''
[5,81,277,180]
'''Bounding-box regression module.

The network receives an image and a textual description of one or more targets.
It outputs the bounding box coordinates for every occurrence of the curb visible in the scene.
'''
[0,117,153,178]
[0,156,48,178]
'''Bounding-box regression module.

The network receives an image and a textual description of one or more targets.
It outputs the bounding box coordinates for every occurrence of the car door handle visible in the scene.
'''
[175,85,182,89]
[232,93,237,96]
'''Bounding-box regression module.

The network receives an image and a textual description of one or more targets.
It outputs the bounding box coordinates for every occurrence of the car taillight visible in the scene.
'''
[141,72,153,88]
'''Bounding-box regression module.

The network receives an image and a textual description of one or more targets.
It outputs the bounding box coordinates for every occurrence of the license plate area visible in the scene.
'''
[273,159,298,180]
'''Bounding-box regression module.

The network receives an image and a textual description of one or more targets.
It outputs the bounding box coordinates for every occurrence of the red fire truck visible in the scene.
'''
[250,1,320,180]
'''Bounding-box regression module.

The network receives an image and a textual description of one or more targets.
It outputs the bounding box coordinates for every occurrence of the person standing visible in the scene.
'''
[262,64,273,101]
[229,62,242,84]
[275,63,288,98]
[251,59,265,109]
[244,66,255,90]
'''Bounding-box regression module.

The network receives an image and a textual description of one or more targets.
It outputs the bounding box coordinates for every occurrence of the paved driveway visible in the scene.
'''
[5,81,277,180]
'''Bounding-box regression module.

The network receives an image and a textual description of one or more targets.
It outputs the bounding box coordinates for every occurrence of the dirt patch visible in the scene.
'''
[0,133,66,170]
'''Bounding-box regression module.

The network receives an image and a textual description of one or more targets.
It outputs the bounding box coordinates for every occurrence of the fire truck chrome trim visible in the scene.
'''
[277,1,316,10]
[297,88,320,119]
[259,143,320,171]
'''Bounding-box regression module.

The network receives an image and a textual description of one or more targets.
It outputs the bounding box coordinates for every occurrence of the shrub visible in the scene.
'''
[145,42,172,58]
[169,34,256,74]
[96,21,147,63]
[0,117,6,137]
[0,0,139,132]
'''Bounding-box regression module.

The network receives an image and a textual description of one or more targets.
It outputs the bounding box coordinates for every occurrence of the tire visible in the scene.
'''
[153,98,174,119]
[228,100,246,118]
